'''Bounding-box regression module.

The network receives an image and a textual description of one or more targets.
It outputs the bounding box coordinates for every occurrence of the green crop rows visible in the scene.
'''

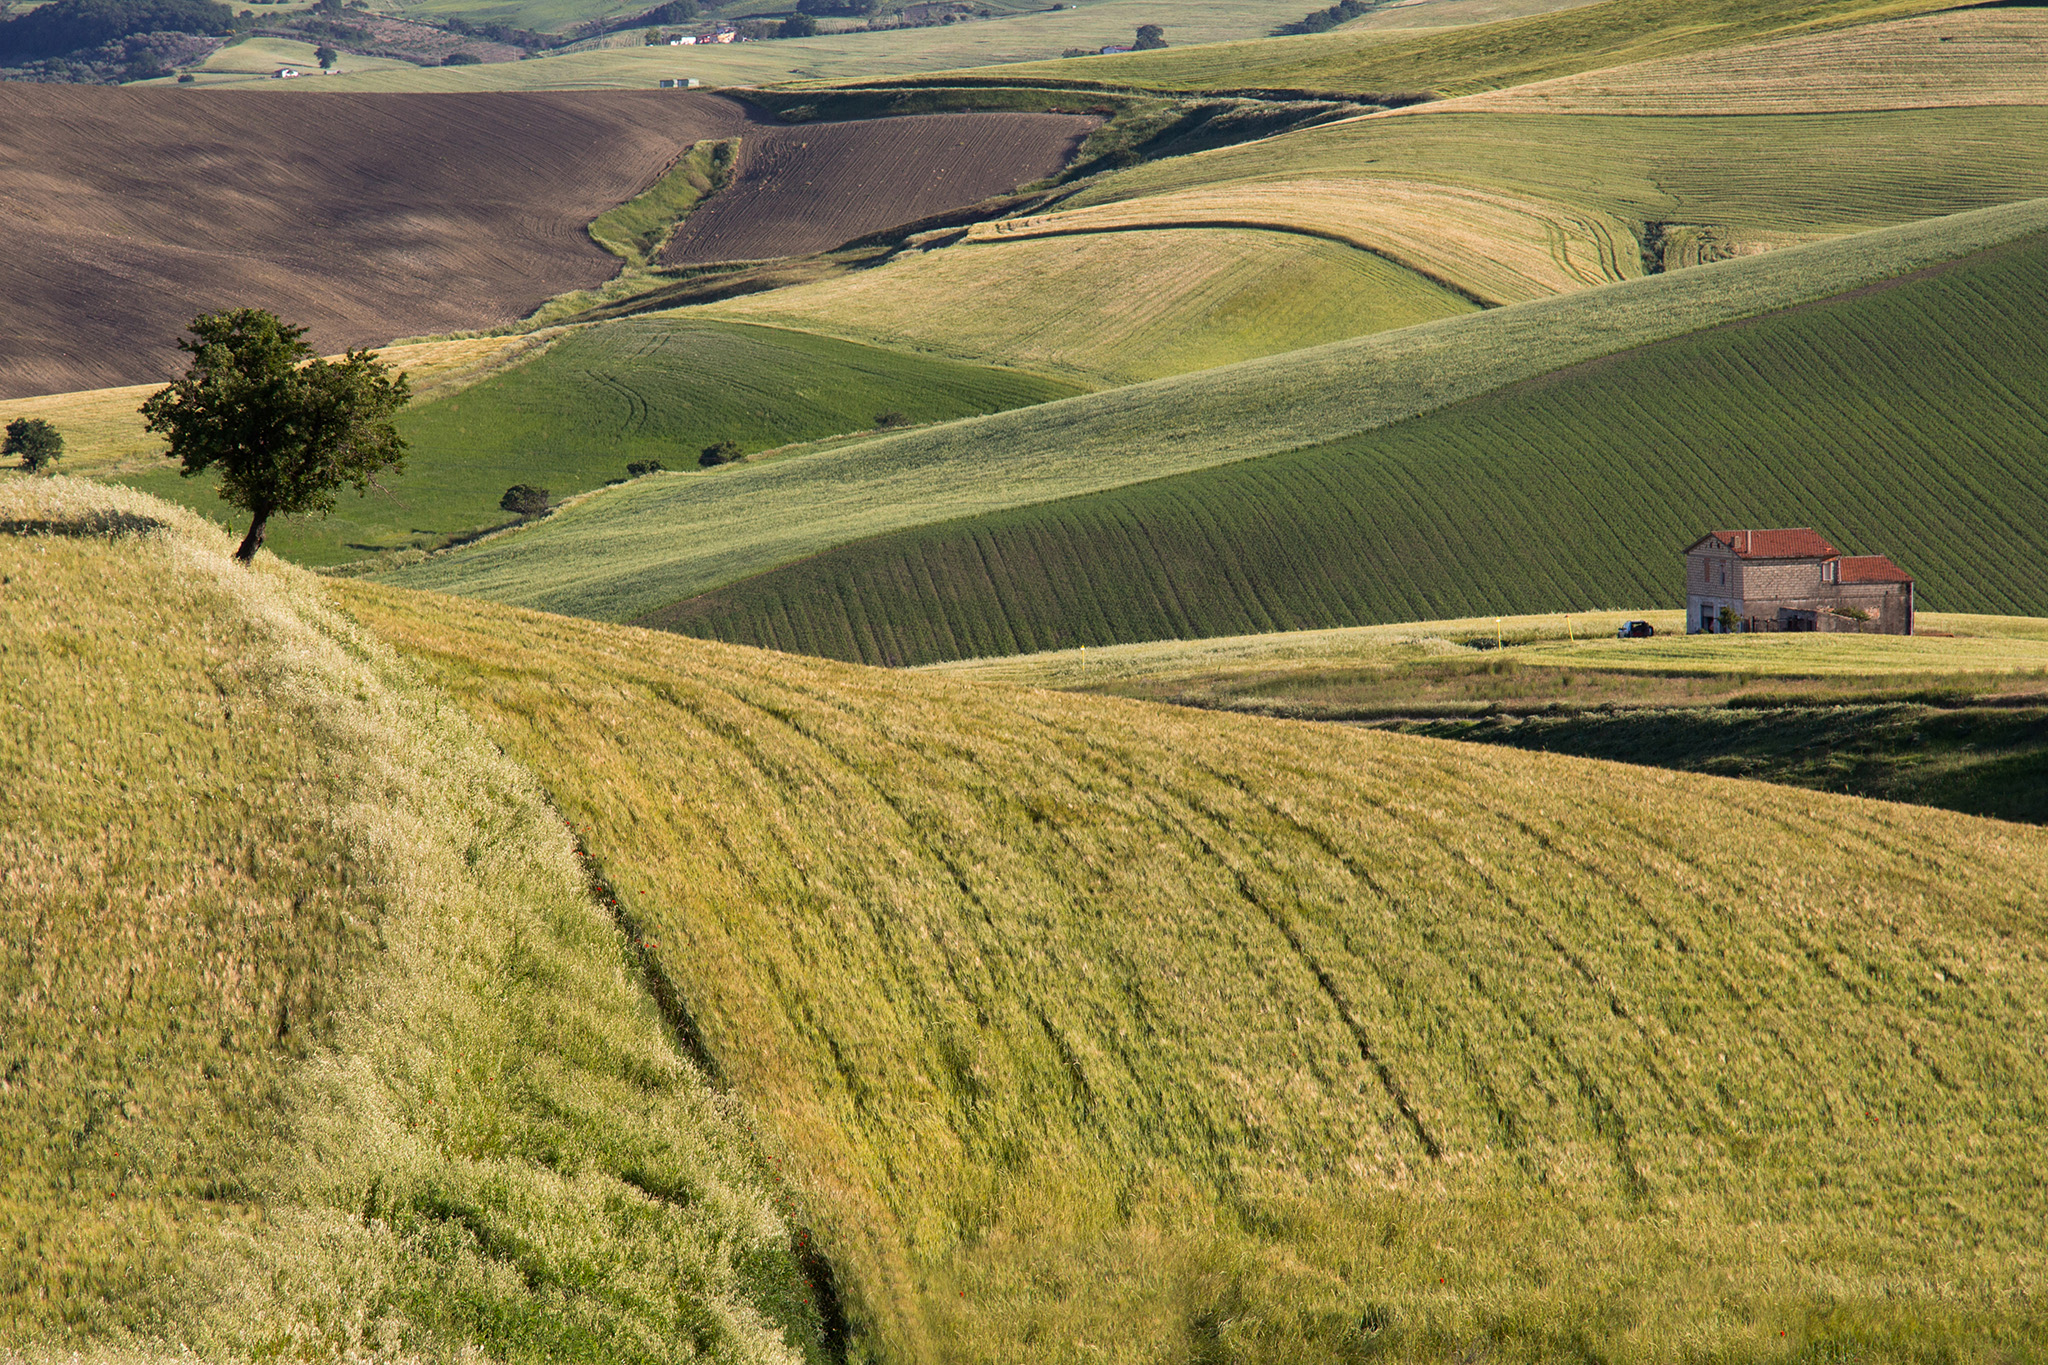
[377,200,2048,622]
[652,229,2048,662]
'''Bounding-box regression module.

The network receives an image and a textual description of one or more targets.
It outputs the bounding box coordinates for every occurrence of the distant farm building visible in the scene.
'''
[659,77,701,87]
[274,67,301,77]
[668,34,694,43]
[1684,528,1915,634]
[1097,43,1132,53]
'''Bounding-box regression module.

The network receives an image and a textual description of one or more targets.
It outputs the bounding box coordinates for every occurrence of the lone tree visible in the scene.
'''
[141,309,410,563]
[500,484,551,516]
[314,42,336,66]
[3,417,63,473]
[699,438,740,467]
[1133,21,1165,47]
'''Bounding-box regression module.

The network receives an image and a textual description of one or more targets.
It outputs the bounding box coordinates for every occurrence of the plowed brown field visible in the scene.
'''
[0,86,760,397]
[662,111,1097,265]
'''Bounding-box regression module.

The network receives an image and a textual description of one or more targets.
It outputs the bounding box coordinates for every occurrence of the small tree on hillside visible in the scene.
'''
[699,439,740,467]
[141,308,409,563]
[626,459,666,477]
[779,12,816,36]
[3,417,63,473]
[500,484,551,516]
[314,42,336,66]
[1132,22,1165,47]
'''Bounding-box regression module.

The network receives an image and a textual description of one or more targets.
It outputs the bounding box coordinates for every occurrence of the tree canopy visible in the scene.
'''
[3,418,63,474]
[140,309,410,563]
[0,0,232,61]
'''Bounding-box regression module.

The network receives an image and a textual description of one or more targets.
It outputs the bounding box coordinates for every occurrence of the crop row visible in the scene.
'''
[383,200,2048,620]
[653,229,2048,662]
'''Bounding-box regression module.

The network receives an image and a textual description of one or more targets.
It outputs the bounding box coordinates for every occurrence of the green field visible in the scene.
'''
[654,226,2048,662]
[969,0,1983,95]
[378,200,2048,621]
[118,318,1079,567]
[0,477,830,1363]
[339,571,2048,1364]
[708,227,1478,385]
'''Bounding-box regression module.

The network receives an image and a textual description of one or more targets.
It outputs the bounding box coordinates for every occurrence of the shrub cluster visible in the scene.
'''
[1273,0,1374,36]
[0,0,232,62]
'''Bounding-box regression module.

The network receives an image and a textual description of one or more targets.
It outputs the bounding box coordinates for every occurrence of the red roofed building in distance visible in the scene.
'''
[1683,528,1915,635]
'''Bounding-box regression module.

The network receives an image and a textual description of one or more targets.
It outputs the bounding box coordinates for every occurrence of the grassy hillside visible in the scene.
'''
[120,318,1078,567]
[340,575,2048,1364]
[652,227,2048,663]
[377,199,2048,621]
[709,227,1479,385]
[975,0,1983,95]
[0,477,829,1362]
[1440,5,2048,116]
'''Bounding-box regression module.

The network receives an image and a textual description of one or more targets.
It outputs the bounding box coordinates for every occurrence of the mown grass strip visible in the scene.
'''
[653,228,2048,663]
[377,199,2048,622]
[0,476,830,1363]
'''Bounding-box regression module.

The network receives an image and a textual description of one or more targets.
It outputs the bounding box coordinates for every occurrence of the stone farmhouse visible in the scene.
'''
[1684,528,1915,634]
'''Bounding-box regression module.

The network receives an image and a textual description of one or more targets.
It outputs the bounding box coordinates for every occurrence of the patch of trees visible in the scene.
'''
[500,484,551,517]
[1132,22,1164,48]
[1273,0,1375,36]
[0,0,233,61]
[795,0,878,19]
[698,439,740,467]
[779,11,816,36]
[445,14,556,49]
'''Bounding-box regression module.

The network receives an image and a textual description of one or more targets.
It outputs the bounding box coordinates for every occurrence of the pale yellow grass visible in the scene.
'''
[0,476,810,1362]
[0,333,559,478]
[705,227,1476,384]
[1432,8,2048,117]
[969,175,1642,304]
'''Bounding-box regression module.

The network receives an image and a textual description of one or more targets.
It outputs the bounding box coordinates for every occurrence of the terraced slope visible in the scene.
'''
[0,479,828,1363]
[653,227,2048,663]
[708,227,1479,385]
[342,576,2048,1365]
[375,199,2048,623]
[1437,5,2048,115]
[118,318,1080,567]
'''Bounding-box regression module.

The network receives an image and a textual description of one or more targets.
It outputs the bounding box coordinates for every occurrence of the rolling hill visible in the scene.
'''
[337,569,2048,1365]
[116,318,1082,566]
[372,198,2048,624]
[0,476,832,1363]
[0,86,760,397]
[0,87,1093,399]
[649,223,2048,662]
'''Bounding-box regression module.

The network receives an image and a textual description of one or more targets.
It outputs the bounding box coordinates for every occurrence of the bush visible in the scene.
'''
[626,459,666,477]
[1273,0,1370,36]
[873,410,908,430]
[500,484,550,516]
[699,439,741,468]
[441,48,480,62]
[3,417,63,473]
[779,11,815,36]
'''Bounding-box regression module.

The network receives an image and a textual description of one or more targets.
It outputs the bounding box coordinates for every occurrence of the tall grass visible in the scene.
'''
[0,477,828,1363]
[655,228,2048,662]
[377,199,2048,622]
[340,575,2048,1365]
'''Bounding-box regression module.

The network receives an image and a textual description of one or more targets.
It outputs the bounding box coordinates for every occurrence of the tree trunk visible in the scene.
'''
[234,510,270,563]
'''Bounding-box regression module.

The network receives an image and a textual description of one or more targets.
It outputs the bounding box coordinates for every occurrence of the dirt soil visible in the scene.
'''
[0,86,766,398]
[663,112,1098,265]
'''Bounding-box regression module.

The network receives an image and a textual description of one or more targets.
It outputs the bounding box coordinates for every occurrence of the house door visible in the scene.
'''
[1700,604,1716,633]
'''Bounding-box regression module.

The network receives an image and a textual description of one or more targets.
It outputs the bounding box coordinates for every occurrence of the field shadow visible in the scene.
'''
[0,511,169,539]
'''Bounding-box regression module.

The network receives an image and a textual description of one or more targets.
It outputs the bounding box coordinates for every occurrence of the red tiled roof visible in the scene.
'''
[1838,554,1913,584]
[1706,528,1841,559]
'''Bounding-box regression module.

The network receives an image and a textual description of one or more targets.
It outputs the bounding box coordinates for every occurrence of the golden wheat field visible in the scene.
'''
[339,572,2048,1365]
